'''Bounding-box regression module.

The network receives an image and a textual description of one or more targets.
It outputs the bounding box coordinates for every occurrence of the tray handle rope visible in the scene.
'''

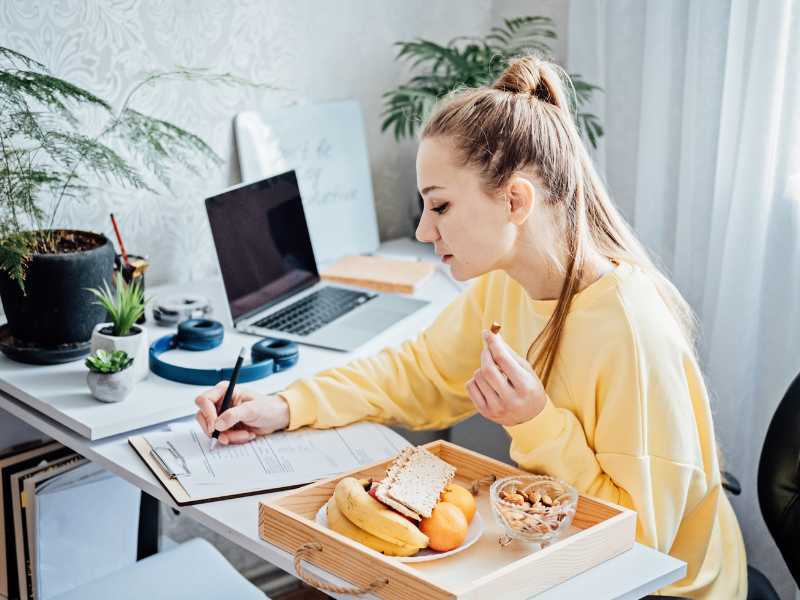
[293,541,390,595]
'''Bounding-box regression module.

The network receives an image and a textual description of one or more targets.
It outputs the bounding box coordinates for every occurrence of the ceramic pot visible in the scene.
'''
[0,230,114,347]
[87,368,134,403]
[90,323,149,382]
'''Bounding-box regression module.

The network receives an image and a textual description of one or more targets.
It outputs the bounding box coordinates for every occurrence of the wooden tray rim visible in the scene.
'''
[258,439,638,596]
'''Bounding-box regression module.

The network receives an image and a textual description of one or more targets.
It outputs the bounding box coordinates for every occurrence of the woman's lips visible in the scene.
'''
[441,254,452,263]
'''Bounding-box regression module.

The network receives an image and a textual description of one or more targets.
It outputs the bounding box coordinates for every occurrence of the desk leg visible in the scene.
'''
[137,491,160,560]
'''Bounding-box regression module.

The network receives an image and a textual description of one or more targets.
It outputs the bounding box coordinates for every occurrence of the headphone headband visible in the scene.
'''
[149,319,299,386]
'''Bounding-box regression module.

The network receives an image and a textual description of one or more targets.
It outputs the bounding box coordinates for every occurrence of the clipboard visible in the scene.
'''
[128,436,307,506]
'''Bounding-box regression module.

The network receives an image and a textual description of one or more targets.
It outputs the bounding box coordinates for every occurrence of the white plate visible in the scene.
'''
[315,503,483,563]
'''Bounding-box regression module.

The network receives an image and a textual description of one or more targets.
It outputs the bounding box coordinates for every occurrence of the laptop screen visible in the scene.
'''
[205,170,319,322]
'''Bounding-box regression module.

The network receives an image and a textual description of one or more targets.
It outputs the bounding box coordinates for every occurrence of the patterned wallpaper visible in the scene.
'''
[0,0,496,286]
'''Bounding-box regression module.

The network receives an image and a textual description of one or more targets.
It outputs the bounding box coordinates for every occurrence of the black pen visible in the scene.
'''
[210,346,246,451]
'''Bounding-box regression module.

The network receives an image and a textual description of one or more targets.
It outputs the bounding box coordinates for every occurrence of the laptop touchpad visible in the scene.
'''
[339,306,403,332]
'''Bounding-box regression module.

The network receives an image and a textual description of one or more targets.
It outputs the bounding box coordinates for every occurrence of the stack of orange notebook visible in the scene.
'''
[321,255,435,294]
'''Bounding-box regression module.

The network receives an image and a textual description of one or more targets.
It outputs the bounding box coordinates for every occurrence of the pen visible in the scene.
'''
[210,346,247,451]
[109,213,130,268]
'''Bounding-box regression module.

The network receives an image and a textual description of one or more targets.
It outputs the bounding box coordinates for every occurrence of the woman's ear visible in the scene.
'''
[506,176,535,225]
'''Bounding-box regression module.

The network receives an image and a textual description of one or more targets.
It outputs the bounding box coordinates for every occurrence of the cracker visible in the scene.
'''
[386,447,455,518]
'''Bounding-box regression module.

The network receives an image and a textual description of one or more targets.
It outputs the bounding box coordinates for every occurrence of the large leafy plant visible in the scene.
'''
[0,46,263,290]
[381,16,603,148]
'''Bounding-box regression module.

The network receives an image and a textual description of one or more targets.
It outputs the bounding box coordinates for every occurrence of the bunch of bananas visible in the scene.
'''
[326,477,429,556]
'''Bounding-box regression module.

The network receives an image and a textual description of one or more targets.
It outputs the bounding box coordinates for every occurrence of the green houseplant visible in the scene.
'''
[381,16,603,148]
[85,348,134,374]
[85,348,135,402]
[0,46,254,355]
[87,272,149,381]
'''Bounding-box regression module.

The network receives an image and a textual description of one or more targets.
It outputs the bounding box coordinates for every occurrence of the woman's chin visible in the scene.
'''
[447,260,479,282]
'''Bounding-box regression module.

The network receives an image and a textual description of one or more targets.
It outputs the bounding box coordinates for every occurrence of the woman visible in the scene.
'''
[195,55,746,598]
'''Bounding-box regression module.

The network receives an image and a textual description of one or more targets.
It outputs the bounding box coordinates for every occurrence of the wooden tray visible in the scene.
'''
[259,440,636,599]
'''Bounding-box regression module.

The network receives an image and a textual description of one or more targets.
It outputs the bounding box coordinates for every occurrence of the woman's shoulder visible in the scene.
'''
[576,262,693,359]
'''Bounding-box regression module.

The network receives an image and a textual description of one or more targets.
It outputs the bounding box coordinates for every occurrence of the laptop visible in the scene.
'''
[205,170,429,352]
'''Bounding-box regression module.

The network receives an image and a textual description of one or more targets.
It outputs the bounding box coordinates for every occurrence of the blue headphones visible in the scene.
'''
[149,319,299,386]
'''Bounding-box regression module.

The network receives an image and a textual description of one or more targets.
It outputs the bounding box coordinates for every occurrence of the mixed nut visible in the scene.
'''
[495,479,575,537]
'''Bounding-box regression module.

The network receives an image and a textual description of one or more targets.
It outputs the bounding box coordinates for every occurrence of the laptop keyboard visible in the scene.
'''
[252,287,377,336]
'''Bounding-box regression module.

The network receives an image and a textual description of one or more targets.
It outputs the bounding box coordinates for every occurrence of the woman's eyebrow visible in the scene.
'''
[420,185,445,196]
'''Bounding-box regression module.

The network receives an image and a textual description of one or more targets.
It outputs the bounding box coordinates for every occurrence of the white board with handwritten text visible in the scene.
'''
[234,100,380,264]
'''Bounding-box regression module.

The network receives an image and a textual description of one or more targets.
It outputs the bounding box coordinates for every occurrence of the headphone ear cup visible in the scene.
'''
[176,319,225,351]
[251,338,299,371]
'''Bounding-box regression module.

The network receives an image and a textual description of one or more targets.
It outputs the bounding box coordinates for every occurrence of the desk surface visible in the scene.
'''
[0,239,463,440]
[0,238,686,598]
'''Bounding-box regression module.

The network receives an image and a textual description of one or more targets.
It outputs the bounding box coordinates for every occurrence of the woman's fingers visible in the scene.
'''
[473,371,502,414]
[480,348,514,397]
[466,378,489,415]
[485,333,529,387]
[218,429,256,445]
[194,393,220,430]
[214,402,258,432]
[195,412,212,436]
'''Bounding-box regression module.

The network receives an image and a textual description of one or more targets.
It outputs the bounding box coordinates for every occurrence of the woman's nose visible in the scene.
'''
[415,210,439,244]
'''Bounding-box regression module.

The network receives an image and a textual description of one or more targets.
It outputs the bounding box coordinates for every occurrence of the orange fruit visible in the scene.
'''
[440,483,476,523]
[419,502,468,552]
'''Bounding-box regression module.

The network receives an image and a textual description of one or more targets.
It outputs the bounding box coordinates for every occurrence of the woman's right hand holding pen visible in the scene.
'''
[194,382,290,445]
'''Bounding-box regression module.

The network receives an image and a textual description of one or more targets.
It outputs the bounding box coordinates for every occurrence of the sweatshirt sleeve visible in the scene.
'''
[504,332,714,555]
[280,275,490,431]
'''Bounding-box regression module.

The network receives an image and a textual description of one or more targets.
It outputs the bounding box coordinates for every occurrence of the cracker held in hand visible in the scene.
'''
[377,447,456,519]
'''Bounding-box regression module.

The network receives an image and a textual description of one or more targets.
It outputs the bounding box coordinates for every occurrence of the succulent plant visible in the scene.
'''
[84,348,133,374]
[86,271,146,336]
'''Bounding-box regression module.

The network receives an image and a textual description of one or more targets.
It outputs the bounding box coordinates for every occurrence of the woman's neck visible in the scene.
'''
[502,227,614,302]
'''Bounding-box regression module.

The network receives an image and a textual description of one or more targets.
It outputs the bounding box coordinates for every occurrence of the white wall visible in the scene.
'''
[0,1,498,286]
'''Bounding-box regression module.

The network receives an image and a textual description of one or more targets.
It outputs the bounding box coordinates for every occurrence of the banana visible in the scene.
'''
[333,477,429,549]
[325,499,420,557]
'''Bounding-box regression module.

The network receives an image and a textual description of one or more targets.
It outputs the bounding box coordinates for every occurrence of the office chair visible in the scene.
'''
[754,369,800,596]
[680,368,800,600]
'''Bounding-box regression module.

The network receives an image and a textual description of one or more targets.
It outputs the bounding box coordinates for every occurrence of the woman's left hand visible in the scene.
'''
[466,329,548,427]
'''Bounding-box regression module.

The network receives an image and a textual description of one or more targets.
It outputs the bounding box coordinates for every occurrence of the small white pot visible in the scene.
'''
[87,368,134,403]
[90,323,149,382]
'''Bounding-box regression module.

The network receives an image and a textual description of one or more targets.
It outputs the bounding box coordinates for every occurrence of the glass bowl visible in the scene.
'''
[489,474,578,545]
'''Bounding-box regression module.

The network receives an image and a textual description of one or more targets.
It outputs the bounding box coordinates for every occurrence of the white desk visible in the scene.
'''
[0,239,686,599]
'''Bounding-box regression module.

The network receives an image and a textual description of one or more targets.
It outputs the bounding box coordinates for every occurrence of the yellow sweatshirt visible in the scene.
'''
[282,260,747,598]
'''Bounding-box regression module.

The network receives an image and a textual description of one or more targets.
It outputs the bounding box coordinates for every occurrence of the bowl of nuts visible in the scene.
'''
[490,475,578,546]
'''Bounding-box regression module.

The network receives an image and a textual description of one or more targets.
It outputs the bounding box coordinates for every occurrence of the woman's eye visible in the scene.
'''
[431,202,449,215]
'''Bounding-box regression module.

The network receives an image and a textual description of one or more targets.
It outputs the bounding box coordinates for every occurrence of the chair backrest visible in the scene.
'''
[758,370,800,586]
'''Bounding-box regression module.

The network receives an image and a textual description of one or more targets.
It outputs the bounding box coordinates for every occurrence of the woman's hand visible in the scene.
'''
[194,381,290,445]
[466,329,548,427]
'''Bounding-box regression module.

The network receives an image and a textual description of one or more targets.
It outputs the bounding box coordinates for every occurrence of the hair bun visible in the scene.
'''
[493,55,561,107]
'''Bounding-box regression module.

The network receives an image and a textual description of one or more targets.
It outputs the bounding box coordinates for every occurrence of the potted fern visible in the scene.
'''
[381,16,603,146]
[381,17,603,224]
[0,47,256,361]
[87,272,149,382]
[85,349,134,403]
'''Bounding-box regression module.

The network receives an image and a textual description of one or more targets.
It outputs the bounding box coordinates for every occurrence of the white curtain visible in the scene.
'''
[568,0,800,597]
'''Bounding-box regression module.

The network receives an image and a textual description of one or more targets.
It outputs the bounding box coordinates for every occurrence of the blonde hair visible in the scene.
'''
[420,54,699,388]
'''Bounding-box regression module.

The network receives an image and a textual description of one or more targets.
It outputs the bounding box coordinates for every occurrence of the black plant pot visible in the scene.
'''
[0,230,115,346]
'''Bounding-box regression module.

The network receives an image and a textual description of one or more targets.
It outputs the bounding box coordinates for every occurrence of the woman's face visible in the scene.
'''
[415,136,518,281]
